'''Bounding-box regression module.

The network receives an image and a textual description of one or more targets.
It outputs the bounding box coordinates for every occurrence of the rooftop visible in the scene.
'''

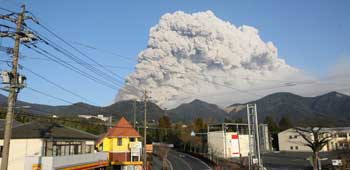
[0,121,97,140]
[107,117,141,137]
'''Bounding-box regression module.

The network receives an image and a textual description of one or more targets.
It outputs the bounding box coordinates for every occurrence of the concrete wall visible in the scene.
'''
[208,131,250,158]
[208,131,225,158]
[24,152,108,170]
[0,138,44,170]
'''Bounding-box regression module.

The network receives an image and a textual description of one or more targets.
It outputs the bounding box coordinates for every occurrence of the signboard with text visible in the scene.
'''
[130,142,142,156]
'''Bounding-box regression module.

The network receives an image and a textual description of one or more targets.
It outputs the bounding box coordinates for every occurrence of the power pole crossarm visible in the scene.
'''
[1,5,26,170]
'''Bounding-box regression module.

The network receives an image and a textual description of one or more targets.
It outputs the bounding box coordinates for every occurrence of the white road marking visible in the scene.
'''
[182,152,212,170]
[166,158,174,170]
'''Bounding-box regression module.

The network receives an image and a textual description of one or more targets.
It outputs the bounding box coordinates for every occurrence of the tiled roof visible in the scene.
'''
[107,117,141,137]
[0,119,22,130]
[0,121,97,140]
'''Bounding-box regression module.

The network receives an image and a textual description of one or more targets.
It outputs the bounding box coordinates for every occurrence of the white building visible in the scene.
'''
[0,121,108,170]
[208,123,270,158]
[278,127,350,152]
[78,114,109,121]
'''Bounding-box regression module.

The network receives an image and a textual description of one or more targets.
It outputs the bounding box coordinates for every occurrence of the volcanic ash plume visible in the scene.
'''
[116,11,302,107]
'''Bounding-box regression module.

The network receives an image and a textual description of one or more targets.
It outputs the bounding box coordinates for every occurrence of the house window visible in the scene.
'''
[130,137,135,142]
[117,138,122,146]
[338,133,347,138]
[85,145,93,153]
[289,135,293,139]
[0,145,3,157]
[294,135,298,138]
[295,146,299,150]
[290,146,293,150]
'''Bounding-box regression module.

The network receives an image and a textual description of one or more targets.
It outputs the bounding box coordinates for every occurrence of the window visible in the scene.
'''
[85,145,93,153]
[49,141,83,156]
[117,138,122,146]
[294,135,298,138]
[338,132,347,138]
[295,146,299,150]
[289,135,293,139]
[130,137,135,142]
[290,146,293,150]
[0,145,3,157]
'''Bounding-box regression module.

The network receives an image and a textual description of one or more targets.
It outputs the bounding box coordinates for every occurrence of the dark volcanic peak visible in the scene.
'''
[227,91,350,126]
[169,99,227,122]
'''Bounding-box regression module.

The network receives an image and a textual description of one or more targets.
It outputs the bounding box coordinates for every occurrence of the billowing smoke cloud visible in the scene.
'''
[116,11,317,107]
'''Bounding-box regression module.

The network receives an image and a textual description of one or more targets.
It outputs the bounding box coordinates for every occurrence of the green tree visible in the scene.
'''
[193,117,206,132]
[279,117,293,131]
[264,116,279,133]
[158,116,172,142]
[159,116,171,128]
[264,116,279,150]
[234,118,243,123]
[224,118,233,123]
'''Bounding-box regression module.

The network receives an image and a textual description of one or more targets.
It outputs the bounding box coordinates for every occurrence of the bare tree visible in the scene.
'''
[294,127,331,170]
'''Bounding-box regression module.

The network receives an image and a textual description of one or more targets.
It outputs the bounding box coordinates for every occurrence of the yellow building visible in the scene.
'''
[96,117,143,169]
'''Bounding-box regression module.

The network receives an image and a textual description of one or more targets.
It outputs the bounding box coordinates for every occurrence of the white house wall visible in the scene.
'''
[278,129,312,152]
[0,139,44,170]
[278,128,350,152]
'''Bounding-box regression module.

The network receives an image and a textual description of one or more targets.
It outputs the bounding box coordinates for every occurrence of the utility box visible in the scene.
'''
[1,71,11,84]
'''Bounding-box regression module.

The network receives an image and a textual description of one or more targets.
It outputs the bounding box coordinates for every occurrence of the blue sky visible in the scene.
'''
[0,0,349,106]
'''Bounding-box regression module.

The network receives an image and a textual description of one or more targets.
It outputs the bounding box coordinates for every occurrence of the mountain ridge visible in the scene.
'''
[1,91,349,125]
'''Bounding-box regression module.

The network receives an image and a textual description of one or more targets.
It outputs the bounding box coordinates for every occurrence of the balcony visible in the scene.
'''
[24,152,108,170]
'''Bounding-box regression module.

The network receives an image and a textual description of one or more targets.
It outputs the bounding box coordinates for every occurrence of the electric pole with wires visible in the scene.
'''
[143,90,148,170]
[0,5,27,170]
[133,99,136,128]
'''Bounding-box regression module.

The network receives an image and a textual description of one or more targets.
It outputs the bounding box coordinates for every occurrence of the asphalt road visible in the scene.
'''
[262,151,344,170]
[167,150,212,170]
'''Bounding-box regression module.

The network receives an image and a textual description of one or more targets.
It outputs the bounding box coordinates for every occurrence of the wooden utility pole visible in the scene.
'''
[1,5,25,170]
[133,99,136,128]
[143,90,148,170]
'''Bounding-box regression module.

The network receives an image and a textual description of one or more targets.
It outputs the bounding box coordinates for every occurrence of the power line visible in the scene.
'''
[27,86,74,105]
[19,56,131,70]
[72,41,136,63]
[22,24,126,88]
[0,7,15,13]
[32,22,127,84]
[24,44,120,90]
[22,66,97,105]
[34,34,126,87]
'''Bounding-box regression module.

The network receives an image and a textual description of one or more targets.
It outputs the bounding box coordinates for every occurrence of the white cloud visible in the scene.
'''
[116,11,347,108]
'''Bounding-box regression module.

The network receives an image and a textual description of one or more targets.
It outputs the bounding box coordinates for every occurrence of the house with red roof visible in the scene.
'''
[96,117,143,169]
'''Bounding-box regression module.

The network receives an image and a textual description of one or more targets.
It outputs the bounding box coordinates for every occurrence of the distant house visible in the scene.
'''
[278,127,350,152]
[0,121,108,170]
[78,114,109,121]
[96,117,143,169]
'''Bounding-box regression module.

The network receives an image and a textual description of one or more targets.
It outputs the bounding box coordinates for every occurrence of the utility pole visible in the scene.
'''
[143,90,148,170]
[1,5,26,170]
[133,99,136,128]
